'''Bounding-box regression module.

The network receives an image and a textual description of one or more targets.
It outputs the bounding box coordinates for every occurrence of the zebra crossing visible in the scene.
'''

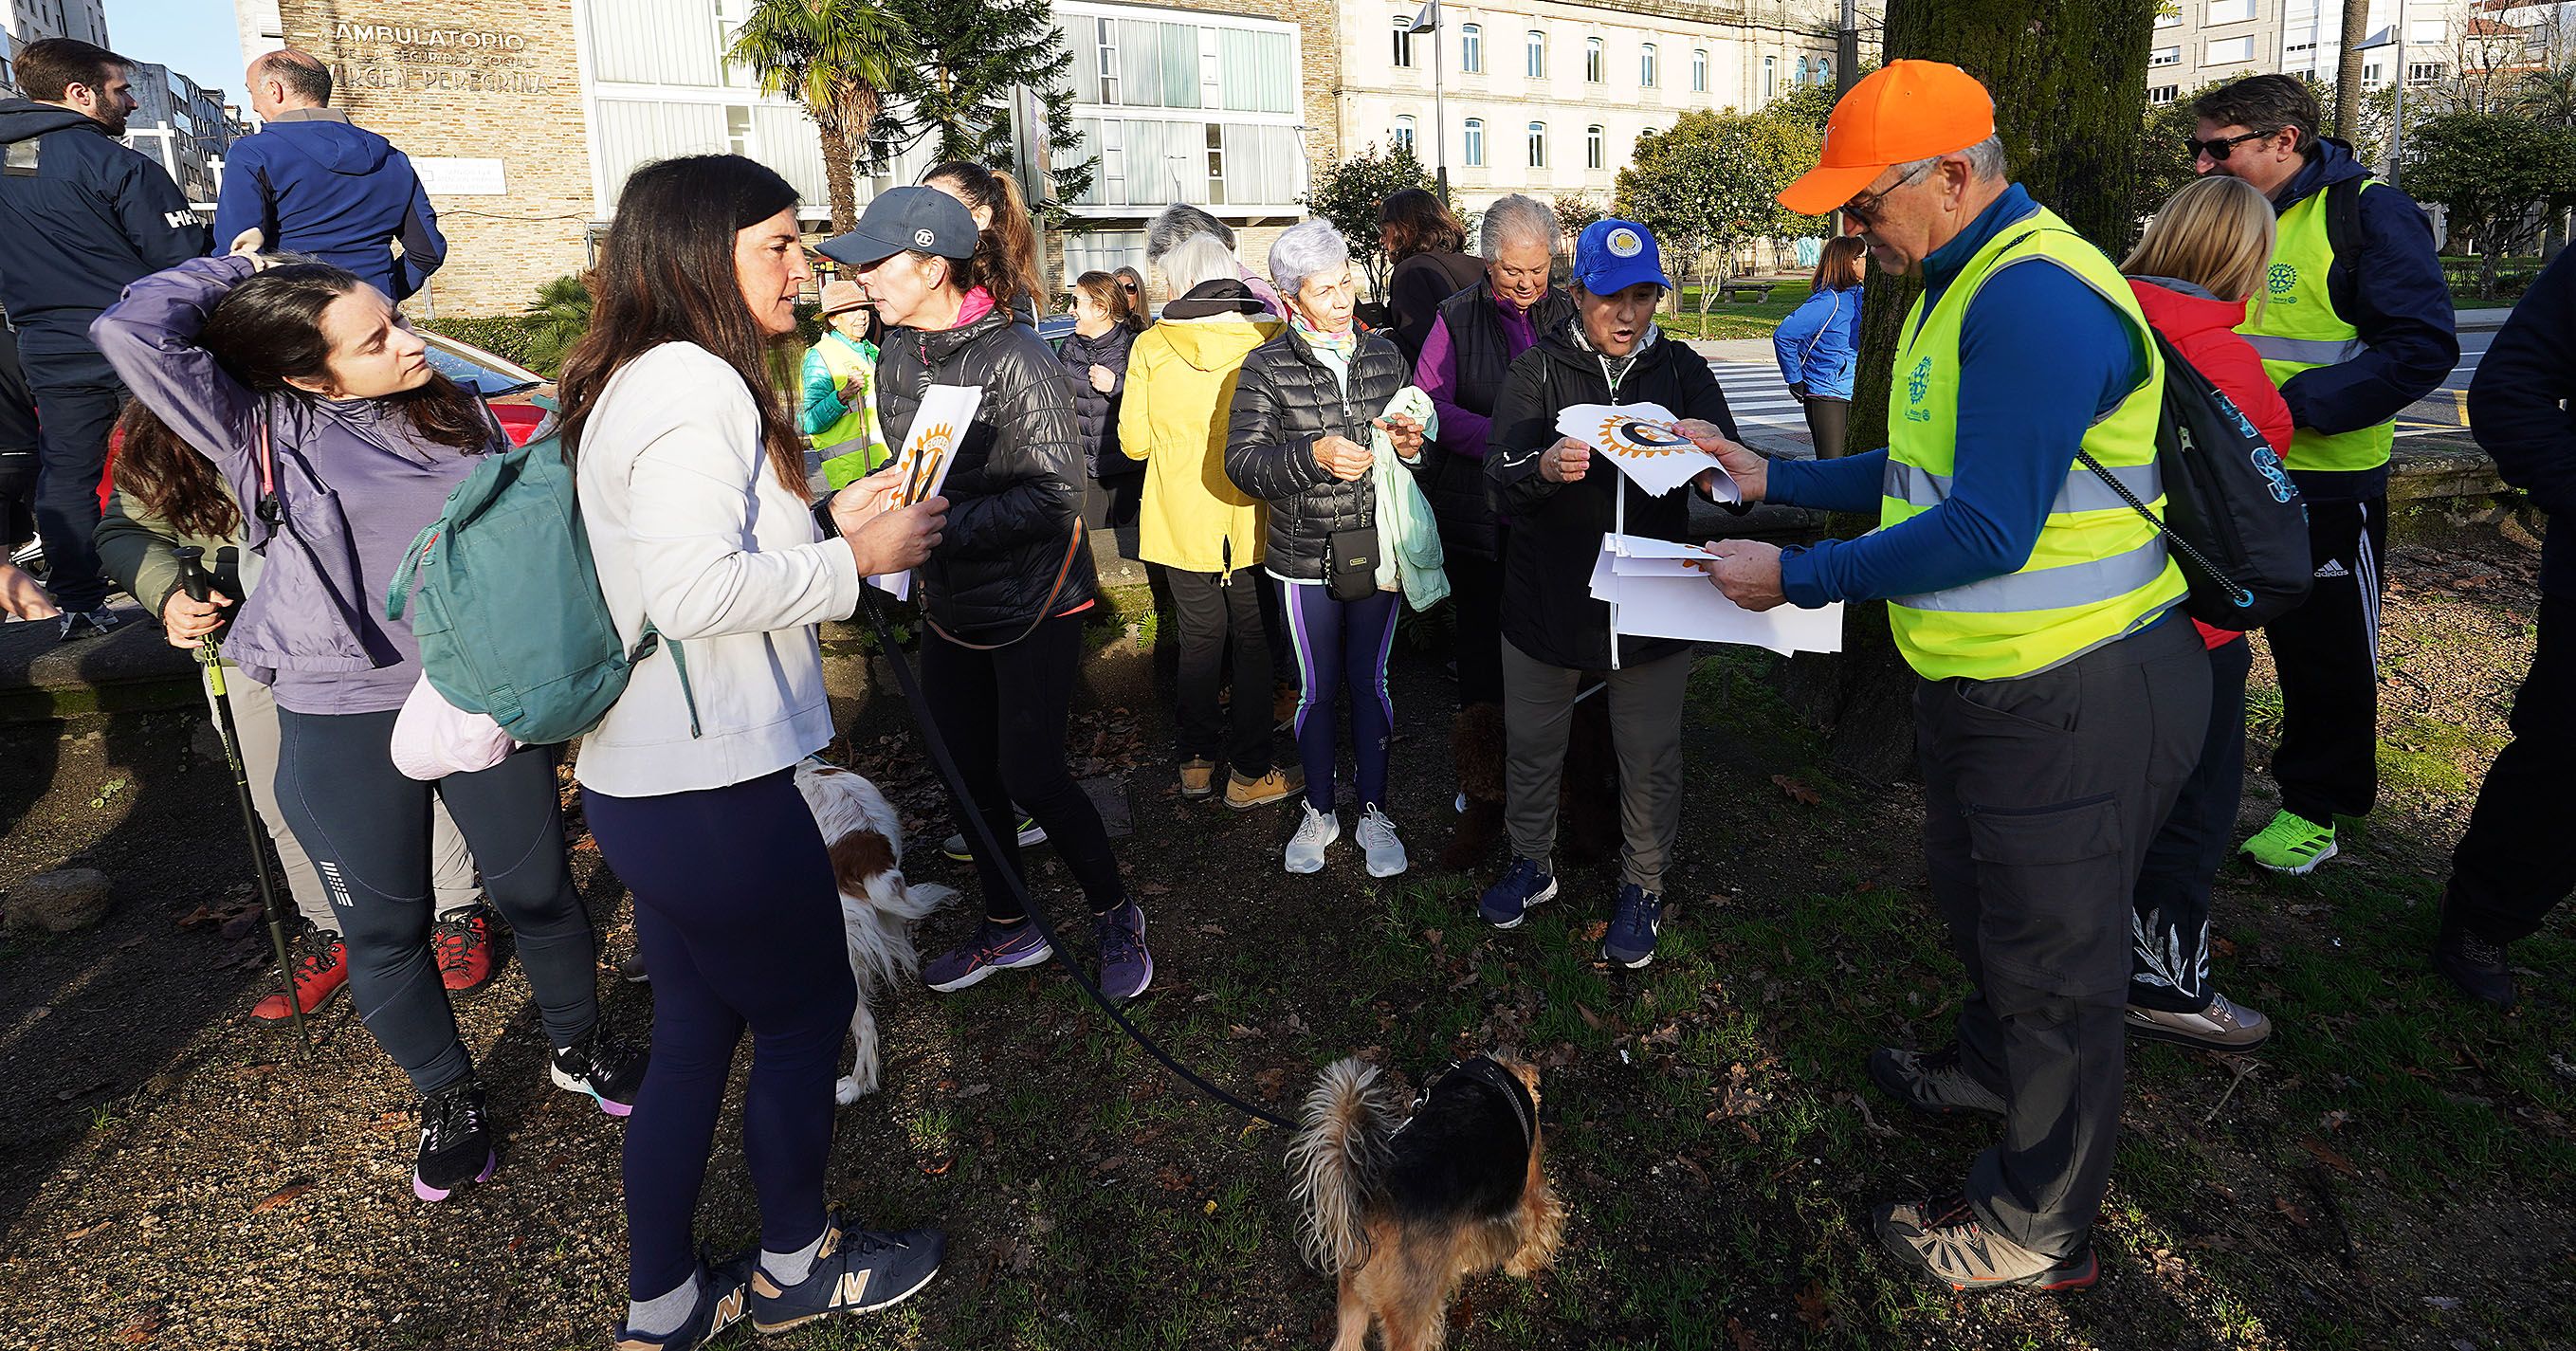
[1706,359,1811,449]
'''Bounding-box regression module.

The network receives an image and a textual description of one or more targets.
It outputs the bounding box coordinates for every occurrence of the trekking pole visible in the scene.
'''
[175,546,312,1055]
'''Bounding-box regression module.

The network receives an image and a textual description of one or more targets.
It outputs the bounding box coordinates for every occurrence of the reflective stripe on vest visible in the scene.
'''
[2237,187,2394,474]
[1877,206,2185,681]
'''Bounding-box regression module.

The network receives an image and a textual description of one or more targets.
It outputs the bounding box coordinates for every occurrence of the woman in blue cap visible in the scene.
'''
[1475,218,1743,970]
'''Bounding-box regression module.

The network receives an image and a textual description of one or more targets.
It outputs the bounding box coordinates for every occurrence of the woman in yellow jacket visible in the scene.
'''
[1122,233,1297,810]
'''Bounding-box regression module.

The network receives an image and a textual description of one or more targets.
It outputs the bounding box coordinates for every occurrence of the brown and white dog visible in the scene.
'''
[1288,1054,1564,1351]
[791,758,956,1105]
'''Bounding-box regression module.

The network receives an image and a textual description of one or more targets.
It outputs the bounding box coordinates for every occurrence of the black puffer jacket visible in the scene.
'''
[878,307,1097,639]
[1223,325,1413,581]
[1058,323,1138,480]
[1489,320,1739,670]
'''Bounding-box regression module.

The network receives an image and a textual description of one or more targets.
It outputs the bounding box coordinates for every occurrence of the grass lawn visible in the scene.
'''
[1653,285,1810,340]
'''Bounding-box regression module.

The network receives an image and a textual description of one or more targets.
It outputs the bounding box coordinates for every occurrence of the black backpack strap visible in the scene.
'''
[2322,177,2366,264]
[631,622,703,739]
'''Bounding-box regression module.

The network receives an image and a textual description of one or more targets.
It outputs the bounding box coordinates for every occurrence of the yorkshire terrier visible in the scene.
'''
[1288,1055,1564,1351]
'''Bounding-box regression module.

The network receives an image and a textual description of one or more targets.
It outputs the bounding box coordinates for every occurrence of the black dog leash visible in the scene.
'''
[857,583,1298,1132]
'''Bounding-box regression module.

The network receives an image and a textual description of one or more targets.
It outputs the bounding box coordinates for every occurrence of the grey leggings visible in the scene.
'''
[1501,638,1691,894]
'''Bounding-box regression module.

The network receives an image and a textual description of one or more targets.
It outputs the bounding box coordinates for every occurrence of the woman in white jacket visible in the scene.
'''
[557,155,947,1350]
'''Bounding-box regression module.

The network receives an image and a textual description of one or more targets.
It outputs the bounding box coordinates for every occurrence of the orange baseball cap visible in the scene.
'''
[1777,60,1998,216]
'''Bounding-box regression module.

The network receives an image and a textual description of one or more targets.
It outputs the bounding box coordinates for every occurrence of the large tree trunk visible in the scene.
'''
[818,119,858,234]
[2334,0,2372,141]
[1775,0,2160,783]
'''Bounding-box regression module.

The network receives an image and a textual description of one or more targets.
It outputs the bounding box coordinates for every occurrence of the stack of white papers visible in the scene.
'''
[1589,534,1844,656]
[868,384,983,600]
[1552,402,1740,502]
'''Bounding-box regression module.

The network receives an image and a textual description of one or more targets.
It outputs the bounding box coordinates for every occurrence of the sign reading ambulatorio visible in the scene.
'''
[326,22,551,94]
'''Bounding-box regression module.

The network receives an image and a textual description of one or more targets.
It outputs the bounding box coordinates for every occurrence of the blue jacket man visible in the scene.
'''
[215,49,446,302]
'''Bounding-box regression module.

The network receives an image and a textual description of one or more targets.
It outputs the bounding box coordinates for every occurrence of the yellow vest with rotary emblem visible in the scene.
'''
[1881,205,2185,682]
[2236,186,2391,474]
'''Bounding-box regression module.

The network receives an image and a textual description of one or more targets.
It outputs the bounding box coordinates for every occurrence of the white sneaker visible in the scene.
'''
[1356,806,1408,878]
[1284,803,1338,874]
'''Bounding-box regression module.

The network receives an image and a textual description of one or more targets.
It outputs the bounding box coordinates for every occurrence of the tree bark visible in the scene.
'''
[818,119,858,234]
[2335,0,2372,142]
[1774,0,2160,783]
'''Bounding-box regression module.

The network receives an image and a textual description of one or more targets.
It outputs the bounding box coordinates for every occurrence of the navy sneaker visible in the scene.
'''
[1094,901,1153,1002]
[614,1252,754,1351]
[749,1214,945,1333]
[1601,884,1663,969]
[412,1078,497,1202]
[553,1023,649,1117]
[1479,857,1558,929]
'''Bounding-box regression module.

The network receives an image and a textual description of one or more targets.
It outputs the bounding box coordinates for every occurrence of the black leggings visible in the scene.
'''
[273,707,596,1094]
[921,612,1126,922]
[1803,395,1851,459]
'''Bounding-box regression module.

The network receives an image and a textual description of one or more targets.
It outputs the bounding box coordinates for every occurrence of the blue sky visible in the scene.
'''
[103,0,248,97]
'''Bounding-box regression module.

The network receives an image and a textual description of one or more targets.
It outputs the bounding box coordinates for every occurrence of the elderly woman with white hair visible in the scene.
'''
[1225,218,1426,878]
[1145,204,1286,318]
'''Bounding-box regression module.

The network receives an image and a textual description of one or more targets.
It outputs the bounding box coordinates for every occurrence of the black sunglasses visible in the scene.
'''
[2183,128,2273,162]
[1840,159,1935,228]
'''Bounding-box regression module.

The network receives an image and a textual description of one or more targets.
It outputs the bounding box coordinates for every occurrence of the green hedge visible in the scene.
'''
[418,315,551,373]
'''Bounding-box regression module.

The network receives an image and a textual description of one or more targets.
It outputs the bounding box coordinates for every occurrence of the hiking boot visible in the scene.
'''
[1356,806,1408,879]
[1272,682,1298,732]
[1094,901,1153,1002]
[432,905,500,995]
[940,813,1046,863]
[922,920,1051,993]
[749,1214,945,1333]
[1178,758,1217,799]
[2435,918,2516,1009]
[1866,1045,2007,1121]
[553,1023,649,1117]
[2125,990,2272,1052]
[1873,1192,2097,1293]
[254,926,347,1020]
[1601,884,1664,969]
[2240,809,2337,875]
[1285,802,1339,874]
[1480,857,1558,929]
[412,1078,498,1202]
[1224,766,1301,811]
[615,1253,754,1351]
[56,607,120,641]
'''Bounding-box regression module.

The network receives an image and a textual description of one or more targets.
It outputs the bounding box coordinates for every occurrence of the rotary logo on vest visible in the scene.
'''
[1904,357,1933,422]
[2266,262,2299,303]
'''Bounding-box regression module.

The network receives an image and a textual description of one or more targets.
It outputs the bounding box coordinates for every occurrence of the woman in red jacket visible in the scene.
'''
[2117,173,2294,1055]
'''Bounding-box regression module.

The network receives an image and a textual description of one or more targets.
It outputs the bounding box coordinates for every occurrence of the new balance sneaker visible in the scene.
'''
[1480,857,1559,929]
[1284,802,1339,874]
[2125,990,2273,1051]
[1094,901,1153,1002]
[2435,917,2516,1009]
[922,920,1052,993]
[1873,1193,2096,1293]
[253,925,347,1020]
[553,1023,649,1117]
[57,607,121,641]
[1355,806,1408,879]
[1601,884,1664,969]
[1224,766,1301,811]
[1178,758,1217,799]
[412,1078,497,1202]
[2240,809,2337,875]
[615,1253,754,1351]
[749,1214,945,1333]
[1866,1045,2007,1121]
[940,813,1046,863]
[431,905,499,995]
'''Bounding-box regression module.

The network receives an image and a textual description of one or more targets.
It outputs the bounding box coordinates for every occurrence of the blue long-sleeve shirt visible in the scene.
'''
[1770,184,2147,610]
[1772,284,1863,400]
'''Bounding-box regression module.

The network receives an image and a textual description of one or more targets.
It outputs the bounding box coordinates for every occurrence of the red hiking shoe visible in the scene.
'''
[432,907,499,995]
[254,929,347,1020]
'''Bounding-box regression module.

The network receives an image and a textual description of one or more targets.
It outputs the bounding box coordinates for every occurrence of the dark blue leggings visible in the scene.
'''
[272,707,595,1095]
[580,767,856,1302]
[1277,580,1399,812]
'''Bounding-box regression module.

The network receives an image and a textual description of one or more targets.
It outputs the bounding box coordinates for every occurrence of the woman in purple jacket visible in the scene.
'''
[93,252,639,1205]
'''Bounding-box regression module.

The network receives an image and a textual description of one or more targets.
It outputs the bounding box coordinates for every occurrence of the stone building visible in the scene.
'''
[2,0,112,96]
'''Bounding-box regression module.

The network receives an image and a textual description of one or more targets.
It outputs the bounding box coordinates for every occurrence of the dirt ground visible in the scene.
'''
[0,519,2568,1351]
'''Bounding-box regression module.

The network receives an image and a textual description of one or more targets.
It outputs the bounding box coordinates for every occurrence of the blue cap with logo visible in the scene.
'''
[1571,219,1671,296]
[818,186,979,267]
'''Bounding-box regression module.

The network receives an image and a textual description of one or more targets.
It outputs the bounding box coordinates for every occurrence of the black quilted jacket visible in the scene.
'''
[877,307,1097,639]
[1222,325,1412,580]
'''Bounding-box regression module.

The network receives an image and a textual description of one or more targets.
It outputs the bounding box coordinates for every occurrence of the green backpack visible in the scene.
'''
[387,429,696,745]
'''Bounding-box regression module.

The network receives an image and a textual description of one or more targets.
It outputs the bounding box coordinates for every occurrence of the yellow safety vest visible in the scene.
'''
[2236,186,2392,474]
[1882,205,2185,681]
[809,331,887,487]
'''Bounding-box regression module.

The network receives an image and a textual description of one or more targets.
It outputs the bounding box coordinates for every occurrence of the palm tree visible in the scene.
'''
[728,0,912,231]
[522,274,594,376]
[2516,62,2576,130]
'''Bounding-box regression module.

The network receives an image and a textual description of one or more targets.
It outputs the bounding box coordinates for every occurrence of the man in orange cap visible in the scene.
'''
[1684,61,2210,1292]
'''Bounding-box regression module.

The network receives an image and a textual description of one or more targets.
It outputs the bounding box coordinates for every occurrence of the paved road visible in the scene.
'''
[1706,356,1812,452]
[2397,326,2492,439]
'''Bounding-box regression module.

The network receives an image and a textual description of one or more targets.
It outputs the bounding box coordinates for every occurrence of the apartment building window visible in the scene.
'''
[1096,19,1120,103]
[1464,118,1485,166]
[2150,45,2183,67]
[1795,55,1810,86]
[2408,61,2448,82]
[1762,54,1776,99]
[1585,124,1603,169]
[1394,15,1416,69]
[2155,9,2182,26]
[2364,62,2384,86]
[2409,18,2447,43]
[1640,43,1657,87]
[1461,24,1482,72]
[1691,48,1708,91]
[2147,84,2180,105]
[1394,115,1416,153]
[716,0,756,89]
[2206,0,2254,25]
[1206,124,1228,204]
[1527,120,1547,168]
[2206,36,2255,64]
[1526,30,1545,78]
[1585,37,1603,83]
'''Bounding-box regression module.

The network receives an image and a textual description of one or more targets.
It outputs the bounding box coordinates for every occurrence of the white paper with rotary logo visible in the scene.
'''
[868,383,983,600]
[1551,402,1737,502]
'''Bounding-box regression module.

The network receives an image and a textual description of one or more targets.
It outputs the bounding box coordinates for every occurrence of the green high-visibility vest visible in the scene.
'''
[1881,205,2185,682]
[811,331,888,488]
[2236,186,2392,474]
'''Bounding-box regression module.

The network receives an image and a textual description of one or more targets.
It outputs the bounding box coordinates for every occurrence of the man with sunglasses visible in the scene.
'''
[2191,74,2457,877]
[1689,60,2208,1296]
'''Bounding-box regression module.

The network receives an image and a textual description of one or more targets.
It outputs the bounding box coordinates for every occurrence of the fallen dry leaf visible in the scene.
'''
[1771,774,1822,807]
[1576,1004,1605,1031]
[115,1310,163,1344]
[64,1220,114,1243]
[1794,1279,1832,1332]
[250,1180,312,1214]
[2300,1137,2361,1178]
[2274,1195,2313,1227]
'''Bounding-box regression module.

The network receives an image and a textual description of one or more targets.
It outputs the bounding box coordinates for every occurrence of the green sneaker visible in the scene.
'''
[2240,809,2336,875]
